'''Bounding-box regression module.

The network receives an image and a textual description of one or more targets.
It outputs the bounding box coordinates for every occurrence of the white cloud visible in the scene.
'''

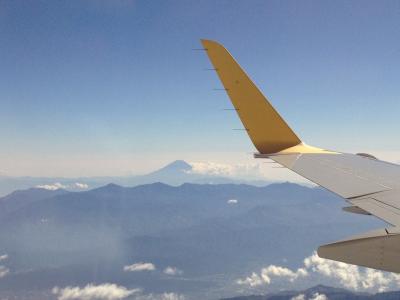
[291,295,305,300]
[0,254,8,262]
[237,265,307,287]
[227,199,238,204]
[52,283,139,300]
[163,267,183,276]
[237,252,400,293]
[36,182,67,190]
[303,252,400,292]
[0,254,9,278]
[73,182,89,189]
[51,282,185,300]
[187,161,263,178]
[123,262,155,272]
[236,272,263,287]
[184,160,313,184]
[36,182,89,190]
[134,293,185,300]
[309,293,328,300]
[0,266,9,278]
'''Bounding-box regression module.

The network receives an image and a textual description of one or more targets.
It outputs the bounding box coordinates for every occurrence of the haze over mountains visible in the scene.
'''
[0,175,396,299]
[0,160,270,197]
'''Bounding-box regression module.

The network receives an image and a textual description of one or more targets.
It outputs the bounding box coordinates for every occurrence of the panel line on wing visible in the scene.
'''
[347,190,387,200]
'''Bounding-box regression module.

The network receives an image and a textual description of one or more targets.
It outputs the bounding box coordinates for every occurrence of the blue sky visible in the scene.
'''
[1,0,400,177]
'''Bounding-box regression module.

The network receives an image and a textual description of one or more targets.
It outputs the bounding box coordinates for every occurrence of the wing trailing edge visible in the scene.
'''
[318,228,400,273]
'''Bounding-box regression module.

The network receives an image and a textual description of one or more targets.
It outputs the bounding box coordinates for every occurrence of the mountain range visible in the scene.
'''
[0,160,270,196]
[0,180,387,299]
[222,285,400,300]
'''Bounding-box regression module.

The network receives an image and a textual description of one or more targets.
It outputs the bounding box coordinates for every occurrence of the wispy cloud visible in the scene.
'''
[36,182,89,190]
[227,199,238,204]
[185,160,312,183]
[0,254,8,262]
[52,283,139,300]
[0,266,9,278]
[123,262,156,272]
[73,182,89,189]
[187,161,263,179]
[0,254,9,278]
[134,293,185,300]
[163,267,183,276]
[237,252,400,292]
[36,182,67,190]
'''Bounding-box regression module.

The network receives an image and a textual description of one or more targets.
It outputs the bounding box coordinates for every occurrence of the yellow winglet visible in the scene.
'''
[201,39,301,154]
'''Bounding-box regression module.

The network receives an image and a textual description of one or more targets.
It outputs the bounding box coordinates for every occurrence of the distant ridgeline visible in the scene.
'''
[221,285,400,300]
[0,160,271,196]
[0,181,384,299]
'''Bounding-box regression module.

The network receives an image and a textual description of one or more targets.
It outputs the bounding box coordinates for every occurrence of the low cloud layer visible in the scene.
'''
[0,254,9,278]
[134,293,185,300]
[237,252,400,292]
[36,182,89,191]
[73,182,89,189]
[163,267,183,276]
[52,283,139,300]
[186,160,311,183]
[303,253,400,291]
[36,182,67,190]
[0,266,9,278]
[187,162,263,179]
[227,199,238,204]
[291,293,328,300]
[0,254,8,262]
[311,293,328,300]
[237,265,307,287]
[123,262,156,272]
[52,283,184,300]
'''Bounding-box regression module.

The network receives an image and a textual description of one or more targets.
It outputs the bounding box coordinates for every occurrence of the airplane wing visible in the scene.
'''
[201,39,400,273]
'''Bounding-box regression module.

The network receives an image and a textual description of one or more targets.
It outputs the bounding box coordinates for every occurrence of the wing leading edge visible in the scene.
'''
[202,39,400,273]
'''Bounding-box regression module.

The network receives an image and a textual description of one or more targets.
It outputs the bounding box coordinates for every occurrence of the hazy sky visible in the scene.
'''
[1,0,400,177]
